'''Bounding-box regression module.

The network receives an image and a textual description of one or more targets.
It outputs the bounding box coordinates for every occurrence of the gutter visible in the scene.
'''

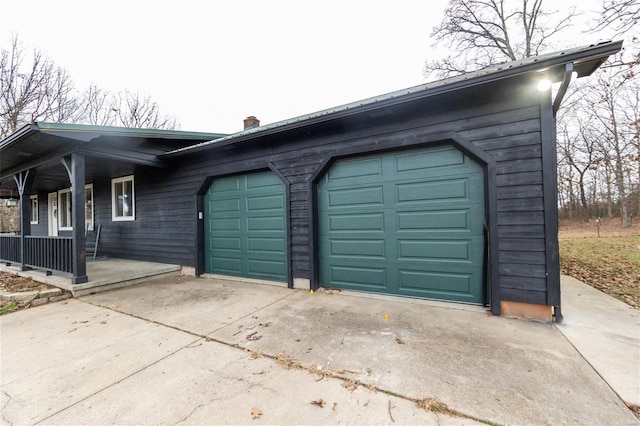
[163,40,623,158]
[0,124,38,151]
[552,63,575,117]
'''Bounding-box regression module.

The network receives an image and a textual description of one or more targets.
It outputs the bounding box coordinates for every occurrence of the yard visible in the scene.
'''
[559,218,640,310]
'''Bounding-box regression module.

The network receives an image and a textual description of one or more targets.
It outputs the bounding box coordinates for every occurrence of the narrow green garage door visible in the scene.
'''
[318,145,485,303]
[204,171,287,283]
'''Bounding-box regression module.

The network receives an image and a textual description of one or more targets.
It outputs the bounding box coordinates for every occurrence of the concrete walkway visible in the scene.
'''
[2,275,638,425]
[556,275,640,407]
[0,258,181,296]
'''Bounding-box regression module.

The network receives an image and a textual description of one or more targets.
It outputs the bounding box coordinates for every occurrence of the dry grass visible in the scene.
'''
[0,272,59,315]
[559,218,640,310]
[0,272,53,293]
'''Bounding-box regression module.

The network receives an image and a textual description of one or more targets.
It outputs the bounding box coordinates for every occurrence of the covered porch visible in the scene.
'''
[0,258,182,297]
[0,122,225,285]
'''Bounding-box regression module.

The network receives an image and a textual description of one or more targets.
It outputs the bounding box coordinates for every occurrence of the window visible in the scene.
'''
[58,188,72,230]
[112,175,135,221]
[57,185,94,230]
[85,184,94,231]
[30,195,38,224]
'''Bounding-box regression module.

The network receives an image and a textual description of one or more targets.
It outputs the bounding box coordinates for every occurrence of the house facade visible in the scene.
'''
[0,41,622,320]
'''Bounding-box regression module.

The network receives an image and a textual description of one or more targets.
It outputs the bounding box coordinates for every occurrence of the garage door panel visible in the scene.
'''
[210,177,241,193]
[209,257,243,275]
[327,157,383,181]
[248,237,286,253]
[247,216,285,232]
[396,179,468,203]
[399,270,471,292]
[330,239,386,259]
[246,172,282,189]
[319,145,484,304]
[396,147,465,172]
[210,217,241,232]
[246,194,285,211]
[398,240,470,261]
[247,259,286,279]
[209,198,240,213]
[327,213,385,232]
[330,266,386,288]
[205,171,287,283]
[328,186,384,207]
[209,237,241,251]
[397,210,470,231]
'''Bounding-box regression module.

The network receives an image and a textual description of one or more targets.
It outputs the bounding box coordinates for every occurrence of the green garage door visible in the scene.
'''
[318,145,485,303]
[204,171,287,283]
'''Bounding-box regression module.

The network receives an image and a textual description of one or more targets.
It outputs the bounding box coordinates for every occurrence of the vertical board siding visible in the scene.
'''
[31,84,549,306]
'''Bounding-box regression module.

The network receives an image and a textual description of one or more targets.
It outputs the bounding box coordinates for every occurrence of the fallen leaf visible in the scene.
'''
[342,380,358,392]
[250,407,262,419]
[310,399,325,408]
[246,332,262,341]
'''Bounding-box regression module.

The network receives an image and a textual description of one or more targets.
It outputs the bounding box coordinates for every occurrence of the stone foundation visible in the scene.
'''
[1,287,71,308]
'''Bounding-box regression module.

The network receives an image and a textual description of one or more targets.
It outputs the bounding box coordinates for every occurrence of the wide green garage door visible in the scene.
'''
[318,145,485,303]
[204,171,287,283]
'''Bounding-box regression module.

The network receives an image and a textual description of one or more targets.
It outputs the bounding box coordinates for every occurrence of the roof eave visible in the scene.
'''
[0,123,39,151]
[163,40,623,158]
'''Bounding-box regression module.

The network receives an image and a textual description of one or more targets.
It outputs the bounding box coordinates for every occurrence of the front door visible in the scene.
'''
[48,192,58,236]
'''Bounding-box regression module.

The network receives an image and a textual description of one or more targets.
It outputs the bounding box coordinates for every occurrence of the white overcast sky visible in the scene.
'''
[0,0,619,134]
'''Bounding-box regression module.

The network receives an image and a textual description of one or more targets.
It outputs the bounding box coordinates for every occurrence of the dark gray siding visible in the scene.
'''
[30,79,554,307]
[30,192,48,236]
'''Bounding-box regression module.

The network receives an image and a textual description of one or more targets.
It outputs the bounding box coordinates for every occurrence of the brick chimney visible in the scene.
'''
[243,116,260,130]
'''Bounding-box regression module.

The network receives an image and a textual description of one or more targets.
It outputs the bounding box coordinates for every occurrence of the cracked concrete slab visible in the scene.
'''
[80,275,297,336]
[43,337,478,425]
[3,275,639,425]
[207,286,636,425]
[0,300,195,425]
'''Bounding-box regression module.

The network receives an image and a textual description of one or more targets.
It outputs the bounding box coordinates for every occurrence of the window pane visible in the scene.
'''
[85,187,93,230]
[59,191,72,228]
[116,182,124,217]
[112,176,134,220]
[30,196,38,223]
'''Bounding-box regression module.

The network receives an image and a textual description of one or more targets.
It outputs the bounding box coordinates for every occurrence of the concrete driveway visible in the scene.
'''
[1,275,637,425]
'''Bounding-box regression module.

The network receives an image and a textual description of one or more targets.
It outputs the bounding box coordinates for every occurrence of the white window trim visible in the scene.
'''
[58,188,72,231]
[30,194,38,224]
[111,175,135,221]
[85,184,94,231]
[57,185,94,230]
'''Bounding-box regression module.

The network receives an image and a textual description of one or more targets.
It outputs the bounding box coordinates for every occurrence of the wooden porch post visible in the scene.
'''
[63,153,88,284]
[13,170,37,271]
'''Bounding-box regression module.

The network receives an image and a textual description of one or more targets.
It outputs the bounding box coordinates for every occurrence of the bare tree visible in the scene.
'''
[594,0,639,36]
[77,84,118,126]
[424,0,577,78]
[0,34,80,138]
[76,87,178,129]
[584,70,636,227]
[112,90,178,130]
[1,34,180,138]
[557,111,598,220]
